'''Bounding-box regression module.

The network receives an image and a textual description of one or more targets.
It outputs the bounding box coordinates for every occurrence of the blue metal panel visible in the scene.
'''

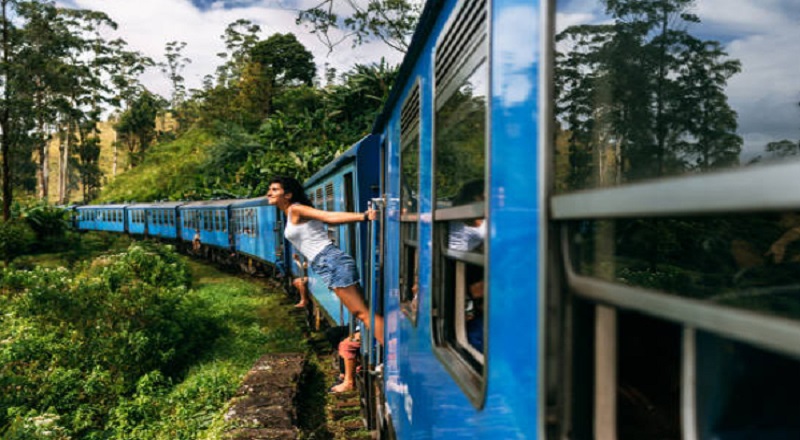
[178,200,235,249]
[77,205,128,233]
[299,136,381,326]
[377,0,544,437]
[231,197,282,268]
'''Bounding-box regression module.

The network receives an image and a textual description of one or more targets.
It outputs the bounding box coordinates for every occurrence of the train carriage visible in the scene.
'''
[178,200,235,250]
[126,204,149,236]
[230,197,283,266]
[76,204,128,233]
[360,0,800,438]
[144,202,184,239]
[299,135,382,327]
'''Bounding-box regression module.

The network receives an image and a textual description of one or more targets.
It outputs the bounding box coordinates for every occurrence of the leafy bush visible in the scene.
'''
[0,220,35,265]
[0,242,219,436]
[20,202,70,248]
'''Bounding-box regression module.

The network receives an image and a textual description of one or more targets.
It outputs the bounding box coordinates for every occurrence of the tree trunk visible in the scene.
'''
[112,128,117,177]
[61,131,70,204]
[37,116,49,200]
[1,0,11,221]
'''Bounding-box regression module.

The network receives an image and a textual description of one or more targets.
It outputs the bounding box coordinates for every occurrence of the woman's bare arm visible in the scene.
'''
[291,204,376,225]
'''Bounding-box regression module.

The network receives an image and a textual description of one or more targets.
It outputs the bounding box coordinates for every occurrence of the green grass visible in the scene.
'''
[11,238,306,439]
[112,258,305,439]
[12,232,134,270]
[96,128,215,203]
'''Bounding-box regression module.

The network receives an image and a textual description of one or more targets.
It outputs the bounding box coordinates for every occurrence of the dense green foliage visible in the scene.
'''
[0,241,303,438]
[99,59,397,202]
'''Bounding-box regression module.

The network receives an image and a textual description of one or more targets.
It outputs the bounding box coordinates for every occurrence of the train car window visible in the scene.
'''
[221,210,227,233]
[551,2,800,437]
[252,210,258,237]
[400,82,421,323]
[431,0,488,405]
[569,214,800,323]
[316,188,323,210]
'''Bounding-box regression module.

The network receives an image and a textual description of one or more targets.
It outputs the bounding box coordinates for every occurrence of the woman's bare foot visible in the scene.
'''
[294,302,307,308]
[328,381,354,393]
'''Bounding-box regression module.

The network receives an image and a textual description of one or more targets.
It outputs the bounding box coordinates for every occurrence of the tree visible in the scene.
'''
[160,40,190,112]
[115,90,163,168]
[250,33,316,90]
[555,0,742,190]
[225,33,316,130]
[215,19,261,88]
[296,0,420,53]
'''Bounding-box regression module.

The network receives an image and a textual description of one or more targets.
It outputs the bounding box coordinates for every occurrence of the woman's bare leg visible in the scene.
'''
[293,277,309,308]
[334,285,384,345]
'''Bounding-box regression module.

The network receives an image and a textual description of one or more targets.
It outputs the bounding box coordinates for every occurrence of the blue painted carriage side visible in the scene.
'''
[127,205,147,235]
[230,197,282,266]
[133,202,184,239]
[76,205,128,233]
[373,0,544,437]
[302,135,381,326]
[178,200,235,249]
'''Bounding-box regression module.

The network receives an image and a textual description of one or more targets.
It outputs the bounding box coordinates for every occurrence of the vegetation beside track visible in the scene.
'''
[0,235,305,439]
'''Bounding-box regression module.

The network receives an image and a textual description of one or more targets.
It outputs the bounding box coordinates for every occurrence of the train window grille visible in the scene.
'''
[400,81,421,323]
[325,183,338,246]
[430,0,488,406]
[251,211,257,237]
[316,188,323,209]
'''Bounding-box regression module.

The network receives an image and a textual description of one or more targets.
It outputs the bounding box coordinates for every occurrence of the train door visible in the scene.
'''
[368,137,392,439]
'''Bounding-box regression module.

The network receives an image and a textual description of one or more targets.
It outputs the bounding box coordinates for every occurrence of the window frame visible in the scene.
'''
[400,80,422,325]
[429,0,490,408]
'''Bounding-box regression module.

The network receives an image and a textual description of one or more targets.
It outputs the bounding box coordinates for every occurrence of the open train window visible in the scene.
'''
[325,182,339,246]
[431,0,488,407]
[400,81,421,324]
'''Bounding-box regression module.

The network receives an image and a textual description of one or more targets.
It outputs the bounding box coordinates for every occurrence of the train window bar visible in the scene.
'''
[552,161,800,220]
[559,227,800,360]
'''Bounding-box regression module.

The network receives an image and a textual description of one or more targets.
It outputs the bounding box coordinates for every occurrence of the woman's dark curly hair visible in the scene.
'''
[269,176,313,207]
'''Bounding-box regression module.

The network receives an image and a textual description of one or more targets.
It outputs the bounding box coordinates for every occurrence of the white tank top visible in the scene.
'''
[284,205,331,262]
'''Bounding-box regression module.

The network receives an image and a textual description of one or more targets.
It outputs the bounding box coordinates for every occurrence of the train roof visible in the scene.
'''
[127,202,185,209]
[77,204,129,210]
[178,199,237,209]
[371,0,444,134]
[304,134,379,188]
[230,197,270,208]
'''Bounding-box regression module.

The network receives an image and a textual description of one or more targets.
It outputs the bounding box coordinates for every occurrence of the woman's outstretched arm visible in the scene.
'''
[291,204,376,225]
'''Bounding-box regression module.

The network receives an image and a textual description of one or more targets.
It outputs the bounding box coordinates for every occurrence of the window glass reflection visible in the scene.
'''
[554,0,800,192]
[435,61,487,207]
[400,132,420,216]
[570,213,800,321]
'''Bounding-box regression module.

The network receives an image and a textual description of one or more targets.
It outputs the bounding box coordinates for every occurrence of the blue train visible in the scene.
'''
[76,0,800,437]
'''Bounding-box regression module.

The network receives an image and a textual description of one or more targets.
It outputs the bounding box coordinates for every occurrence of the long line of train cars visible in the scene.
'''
[76,0,800,437]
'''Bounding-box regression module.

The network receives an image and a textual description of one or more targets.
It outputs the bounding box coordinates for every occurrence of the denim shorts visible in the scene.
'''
[310,245,360,289]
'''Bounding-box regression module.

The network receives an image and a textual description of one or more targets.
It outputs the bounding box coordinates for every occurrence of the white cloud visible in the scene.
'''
[57,0,404,99]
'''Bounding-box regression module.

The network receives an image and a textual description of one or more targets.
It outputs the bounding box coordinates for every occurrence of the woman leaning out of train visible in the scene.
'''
[266,176,384,345]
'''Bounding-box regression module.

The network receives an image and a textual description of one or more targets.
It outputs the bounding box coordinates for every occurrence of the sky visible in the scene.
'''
[55,0,406,99]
